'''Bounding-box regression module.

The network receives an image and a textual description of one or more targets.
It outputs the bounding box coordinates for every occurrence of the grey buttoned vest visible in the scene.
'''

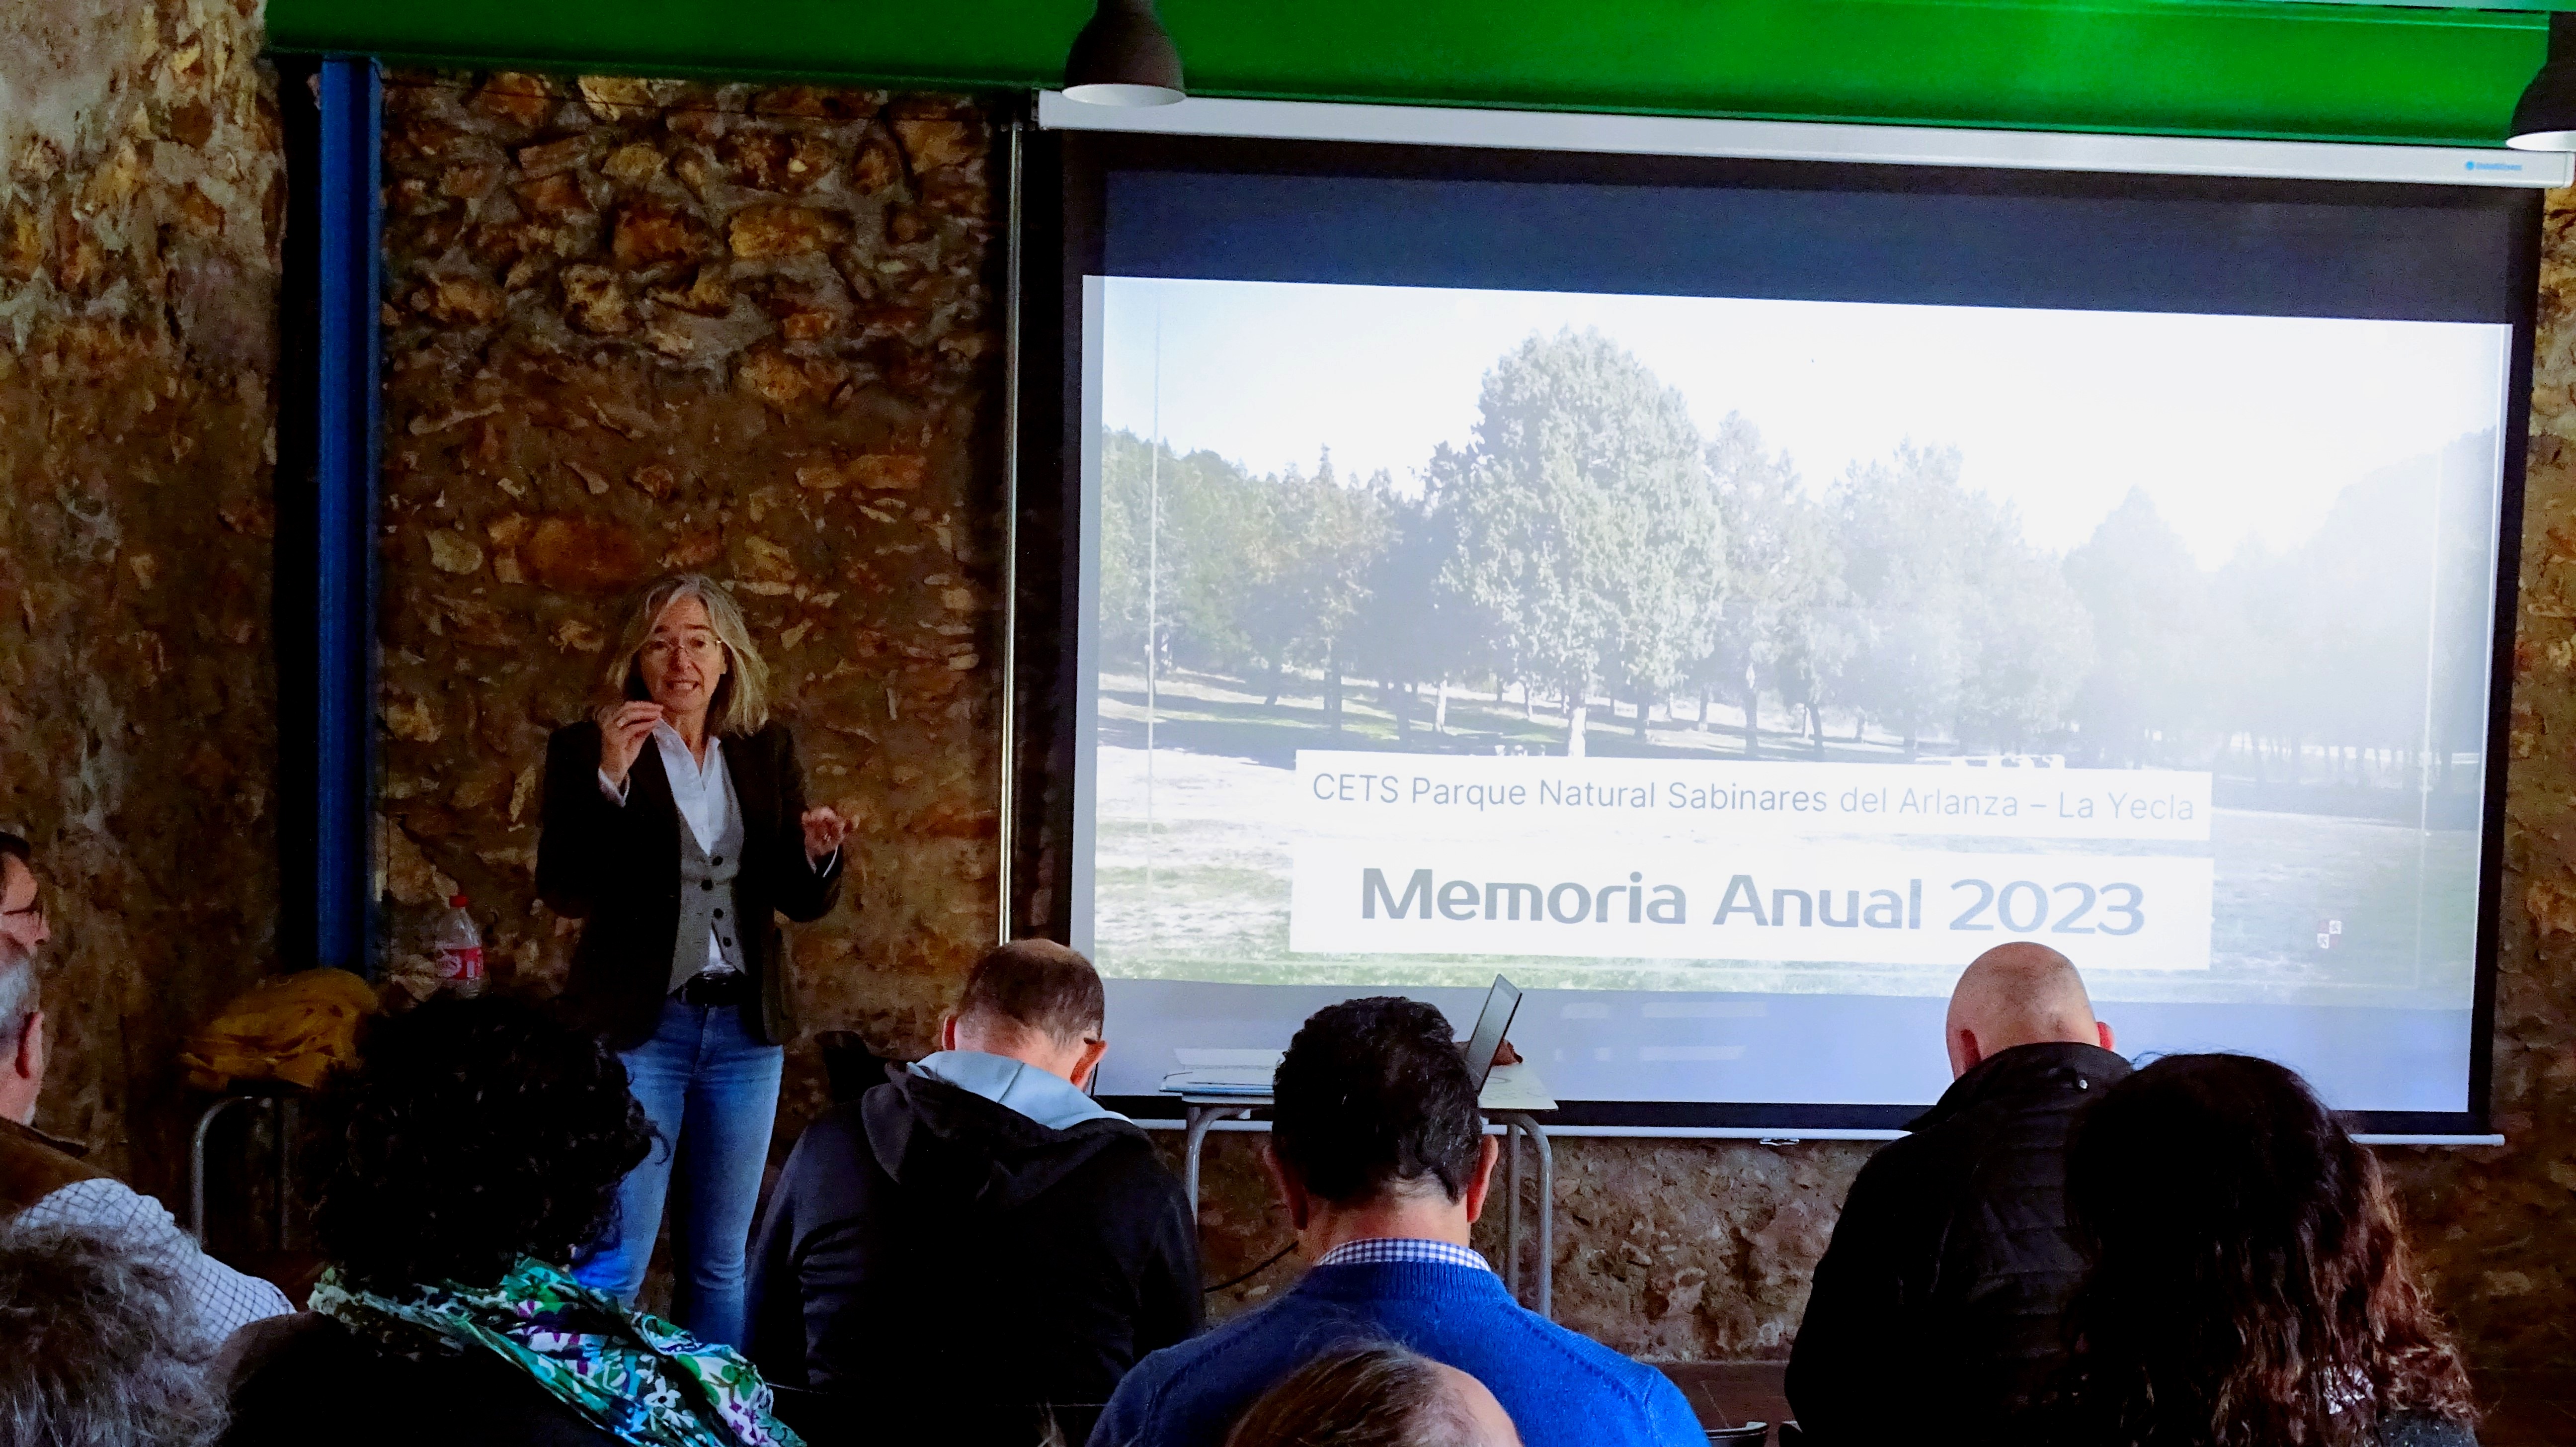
[668,766,749,995]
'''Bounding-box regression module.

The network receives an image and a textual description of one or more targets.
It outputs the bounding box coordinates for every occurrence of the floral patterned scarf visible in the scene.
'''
[308,1258,804,1447]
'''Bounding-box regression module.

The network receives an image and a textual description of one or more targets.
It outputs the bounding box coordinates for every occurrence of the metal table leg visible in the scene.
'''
[1182,1104,1250,1220]
[1493,1112,1554,1319]
[189,1096,251,1243]
[1531,1116,1554,1320]
[273,1097,295,1251]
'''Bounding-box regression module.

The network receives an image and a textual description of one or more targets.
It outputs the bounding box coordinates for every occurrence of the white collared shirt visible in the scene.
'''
[597,723,838,980]
[600,723,736,977]
[646,722,729,853]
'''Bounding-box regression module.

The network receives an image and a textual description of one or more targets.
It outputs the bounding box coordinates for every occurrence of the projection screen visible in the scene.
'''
[1030,108,2539,1136]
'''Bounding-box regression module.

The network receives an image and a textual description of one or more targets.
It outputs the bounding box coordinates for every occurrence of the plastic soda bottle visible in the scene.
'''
[434,894,486,997]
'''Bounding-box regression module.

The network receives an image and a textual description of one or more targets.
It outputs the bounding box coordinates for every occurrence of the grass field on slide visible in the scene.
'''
[1089,678,2480,1010]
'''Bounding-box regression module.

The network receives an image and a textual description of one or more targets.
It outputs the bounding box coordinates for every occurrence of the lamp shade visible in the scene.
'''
[2510,12,2576,151]
[1064,0,1185,107]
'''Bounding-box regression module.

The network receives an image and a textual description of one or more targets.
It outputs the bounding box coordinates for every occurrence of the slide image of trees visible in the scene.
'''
[1087,280,2505,1007]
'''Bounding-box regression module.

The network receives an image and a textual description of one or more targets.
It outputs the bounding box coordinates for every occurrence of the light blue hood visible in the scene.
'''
[912,1050,1128,1131]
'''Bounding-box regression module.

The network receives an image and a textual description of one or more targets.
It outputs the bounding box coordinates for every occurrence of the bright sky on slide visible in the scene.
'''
[1097,277,2510,567]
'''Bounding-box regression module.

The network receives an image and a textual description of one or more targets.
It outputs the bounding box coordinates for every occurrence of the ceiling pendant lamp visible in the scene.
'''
[1063,0,1186,107]
[2509,12,2576,151]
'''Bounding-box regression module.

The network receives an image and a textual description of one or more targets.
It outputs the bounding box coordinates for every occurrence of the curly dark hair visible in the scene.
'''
[1273,997,1482,1204]
[310,995,652,1290]
[2041,1053,2476,1447]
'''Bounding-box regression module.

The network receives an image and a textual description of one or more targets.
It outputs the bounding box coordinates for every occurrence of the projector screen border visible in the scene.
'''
[1012,117,2536,1140]
[1035,90,2573,190]
[1101,1094,2502,1143]
[1131,1120,2506,1148]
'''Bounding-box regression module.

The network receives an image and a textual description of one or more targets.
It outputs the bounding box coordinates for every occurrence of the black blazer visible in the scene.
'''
[537,719,843,1051]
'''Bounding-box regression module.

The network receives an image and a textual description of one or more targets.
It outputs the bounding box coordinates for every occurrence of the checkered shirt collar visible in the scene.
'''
[1311,1237,1493,1273]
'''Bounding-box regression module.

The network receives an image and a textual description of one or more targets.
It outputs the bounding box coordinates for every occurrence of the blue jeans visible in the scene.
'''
[572,997,782,1349]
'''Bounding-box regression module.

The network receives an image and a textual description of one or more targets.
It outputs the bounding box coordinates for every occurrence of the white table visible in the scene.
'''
[1175,1064,1560,1318]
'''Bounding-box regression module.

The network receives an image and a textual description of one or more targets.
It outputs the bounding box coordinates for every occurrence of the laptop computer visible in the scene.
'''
[1460,974,1523,1095]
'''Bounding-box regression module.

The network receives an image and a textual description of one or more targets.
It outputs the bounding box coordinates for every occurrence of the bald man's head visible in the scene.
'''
[1944,943,2115,1078]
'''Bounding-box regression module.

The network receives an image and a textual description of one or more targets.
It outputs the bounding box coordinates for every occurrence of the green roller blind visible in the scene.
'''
[265,0,2549,147]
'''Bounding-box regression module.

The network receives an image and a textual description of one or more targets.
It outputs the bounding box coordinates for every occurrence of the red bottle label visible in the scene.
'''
[437,945,485,983]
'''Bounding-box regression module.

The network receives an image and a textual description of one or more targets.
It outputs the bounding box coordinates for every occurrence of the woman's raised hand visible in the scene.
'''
[595,701,664,788]
[801,806,851,866]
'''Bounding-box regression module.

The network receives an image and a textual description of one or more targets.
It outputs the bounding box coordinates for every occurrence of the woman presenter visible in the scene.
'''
[536,573,849,1348]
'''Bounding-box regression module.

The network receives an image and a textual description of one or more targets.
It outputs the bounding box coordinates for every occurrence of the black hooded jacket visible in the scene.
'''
[1785,1040,2133,1446]
[745,1064,1202,1409]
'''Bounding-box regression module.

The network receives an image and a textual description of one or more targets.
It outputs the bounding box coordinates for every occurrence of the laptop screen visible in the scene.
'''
[1462,975,1523,1096]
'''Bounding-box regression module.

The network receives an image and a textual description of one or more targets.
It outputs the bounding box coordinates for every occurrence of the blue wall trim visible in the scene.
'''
[315,59,382,971]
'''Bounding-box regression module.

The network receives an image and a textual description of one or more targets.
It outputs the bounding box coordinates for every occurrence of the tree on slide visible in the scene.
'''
[1429,329,1722,757]
[1696,412,1837,760]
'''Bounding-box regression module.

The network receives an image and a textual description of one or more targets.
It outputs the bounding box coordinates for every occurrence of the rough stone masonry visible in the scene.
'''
[374,71,1001,1159]
[0,0,282,1201]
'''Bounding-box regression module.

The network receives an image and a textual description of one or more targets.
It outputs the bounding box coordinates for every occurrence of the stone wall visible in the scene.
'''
[1180,1127,1861,1358]
[0,0,282,1196]
[374,72,999,1143]
[2380,183,2576,1372]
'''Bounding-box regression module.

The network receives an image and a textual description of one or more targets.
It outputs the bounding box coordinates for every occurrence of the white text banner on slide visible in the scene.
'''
[1293,753,2212,842]
[1288,843,2216,970]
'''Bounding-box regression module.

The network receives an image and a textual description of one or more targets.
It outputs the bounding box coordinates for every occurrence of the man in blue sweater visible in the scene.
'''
[1092,997,1702,1447]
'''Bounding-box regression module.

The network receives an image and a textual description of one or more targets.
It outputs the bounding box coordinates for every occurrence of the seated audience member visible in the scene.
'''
[1224,1343,1522,1447]
[0,1220,224,1447]
[2036,1052,2478,1447]
[1786,942,2127,1444]
[221,995,802,1447]
[1094,996,1701,1447]
[0,834,291,1361]
[747,939,1199,1411]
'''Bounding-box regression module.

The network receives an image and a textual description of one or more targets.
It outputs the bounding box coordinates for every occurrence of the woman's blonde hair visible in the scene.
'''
[603,574,771,736]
